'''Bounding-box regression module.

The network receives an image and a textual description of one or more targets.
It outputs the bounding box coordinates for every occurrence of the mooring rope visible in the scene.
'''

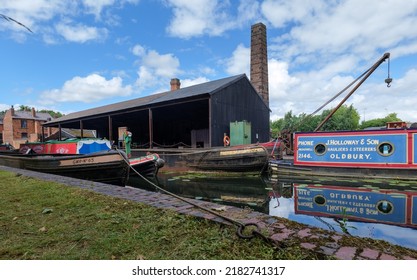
[115,148,280,247]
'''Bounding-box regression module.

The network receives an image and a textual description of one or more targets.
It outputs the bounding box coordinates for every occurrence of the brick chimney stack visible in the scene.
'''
[31,107,36,117]
[170,78,181,91]
[250,22,269,105]
[10,105,14,116]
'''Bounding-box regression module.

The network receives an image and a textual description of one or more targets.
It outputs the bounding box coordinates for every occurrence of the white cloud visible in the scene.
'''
[353,68,417,122]
[225,44,250,75]
[40,74,132,104]
[261,0,323,28]
[266,0,417,60]
[0,104,11,112]
[181,77,210,88]
[132,44,182,91]
[0,0,138,43]
[165,0,233,38]
[82,0,115,19]
[260,0,417,122]
[55,22,108,43]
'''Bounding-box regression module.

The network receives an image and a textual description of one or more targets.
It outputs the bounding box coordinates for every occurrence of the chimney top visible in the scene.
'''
[170,78,181,91]
[31,107,36,117]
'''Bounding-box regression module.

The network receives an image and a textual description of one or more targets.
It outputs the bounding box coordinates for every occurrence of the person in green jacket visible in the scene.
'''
[123,129,132,158]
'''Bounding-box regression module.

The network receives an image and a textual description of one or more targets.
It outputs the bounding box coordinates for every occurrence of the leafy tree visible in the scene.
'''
[270,118,284,138]
[271,104,361,134]
[39,109,64,119]
[360,113,401,129]
[319,104,360,131]
[19,105,31,111]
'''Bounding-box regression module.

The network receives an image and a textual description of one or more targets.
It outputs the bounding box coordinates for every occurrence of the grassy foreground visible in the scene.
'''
[0,170,324,260]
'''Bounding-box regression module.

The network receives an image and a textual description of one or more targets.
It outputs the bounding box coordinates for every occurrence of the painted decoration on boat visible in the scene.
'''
[294,184,412,227]
[20,139,112,155]
[76,139,111,154]
[294,130,417,168]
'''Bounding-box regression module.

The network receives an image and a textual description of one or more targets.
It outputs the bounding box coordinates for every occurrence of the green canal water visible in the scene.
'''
[127,172,417,251]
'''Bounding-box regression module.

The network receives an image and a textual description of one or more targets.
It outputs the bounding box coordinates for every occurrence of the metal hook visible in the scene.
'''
[385,78,392,87]
[385,56,392,87]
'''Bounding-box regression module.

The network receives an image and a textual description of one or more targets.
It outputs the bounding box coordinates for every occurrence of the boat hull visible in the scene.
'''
[133,145,270,174]
[270,159,417,182]
[0,150,129,186]
[129,154,165,178]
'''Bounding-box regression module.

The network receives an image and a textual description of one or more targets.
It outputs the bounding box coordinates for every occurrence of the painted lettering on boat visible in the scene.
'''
[298,140,314,146]
[59,155,121,166]
[73,158,95,164]
[324,139,380,146]
[329,153,372,160]
[219,147,265,156]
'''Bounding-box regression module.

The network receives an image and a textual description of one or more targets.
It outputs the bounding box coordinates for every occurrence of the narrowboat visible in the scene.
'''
[0,149,130,186]
[18,138,164,178]
[142,144,270,175]
[270,123,417,181]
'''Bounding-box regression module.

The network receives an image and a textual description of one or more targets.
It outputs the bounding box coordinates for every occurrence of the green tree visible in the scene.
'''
[360,113,401,129]
[271,104,361,134]
[19,105,31,111]
[319,104,360,131]
[39,109,64,119]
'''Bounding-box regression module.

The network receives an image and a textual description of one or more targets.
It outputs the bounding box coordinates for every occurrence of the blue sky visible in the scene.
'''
[1,0,417,122]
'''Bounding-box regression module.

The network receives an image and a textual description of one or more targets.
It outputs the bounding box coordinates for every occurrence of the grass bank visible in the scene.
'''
[0,170,325,260]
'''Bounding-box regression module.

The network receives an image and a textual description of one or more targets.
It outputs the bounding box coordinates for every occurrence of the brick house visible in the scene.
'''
[1,106,55,148]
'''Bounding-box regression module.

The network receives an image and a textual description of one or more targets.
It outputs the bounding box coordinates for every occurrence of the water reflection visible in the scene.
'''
[127,173,417,250]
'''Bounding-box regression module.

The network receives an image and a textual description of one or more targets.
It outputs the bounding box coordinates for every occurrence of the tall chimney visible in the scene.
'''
[170,78,181,91]
[250,22,269,105]
[31,107,36,117]
[10,105,14,116]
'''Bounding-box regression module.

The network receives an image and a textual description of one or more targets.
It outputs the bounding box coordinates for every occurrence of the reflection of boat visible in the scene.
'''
[129,154,165,178]
[293,183,417,229]
[0,149,130,186]
[128,173,270,212]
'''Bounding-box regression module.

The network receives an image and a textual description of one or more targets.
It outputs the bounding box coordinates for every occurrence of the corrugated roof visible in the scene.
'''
[45,74,246,125]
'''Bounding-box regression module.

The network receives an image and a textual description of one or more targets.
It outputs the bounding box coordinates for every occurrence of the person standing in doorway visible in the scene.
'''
[124,129,132,158]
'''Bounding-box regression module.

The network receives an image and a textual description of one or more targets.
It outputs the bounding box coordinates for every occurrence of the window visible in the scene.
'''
[21,133,28,139]
[377,142,394,156]
[314,143,327,155]
[21,120,27,128]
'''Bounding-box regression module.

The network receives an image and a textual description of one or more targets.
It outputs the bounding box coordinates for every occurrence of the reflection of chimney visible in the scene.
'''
[250,22,269,105]
[31,107,36,117]
[170,78,181,91]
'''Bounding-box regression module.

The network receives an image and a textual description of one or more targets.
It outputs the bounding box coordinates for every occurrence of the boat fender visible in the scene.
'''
[223,135,230,147]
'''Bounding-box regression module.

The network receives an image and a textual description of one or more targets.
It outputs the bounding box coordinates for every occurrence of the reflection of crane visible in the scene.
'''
[0,14,33,33]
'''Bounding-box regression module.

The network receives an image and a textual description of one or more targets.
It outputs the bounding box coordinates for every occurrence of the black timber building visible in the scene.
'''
[43,74,271,148]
